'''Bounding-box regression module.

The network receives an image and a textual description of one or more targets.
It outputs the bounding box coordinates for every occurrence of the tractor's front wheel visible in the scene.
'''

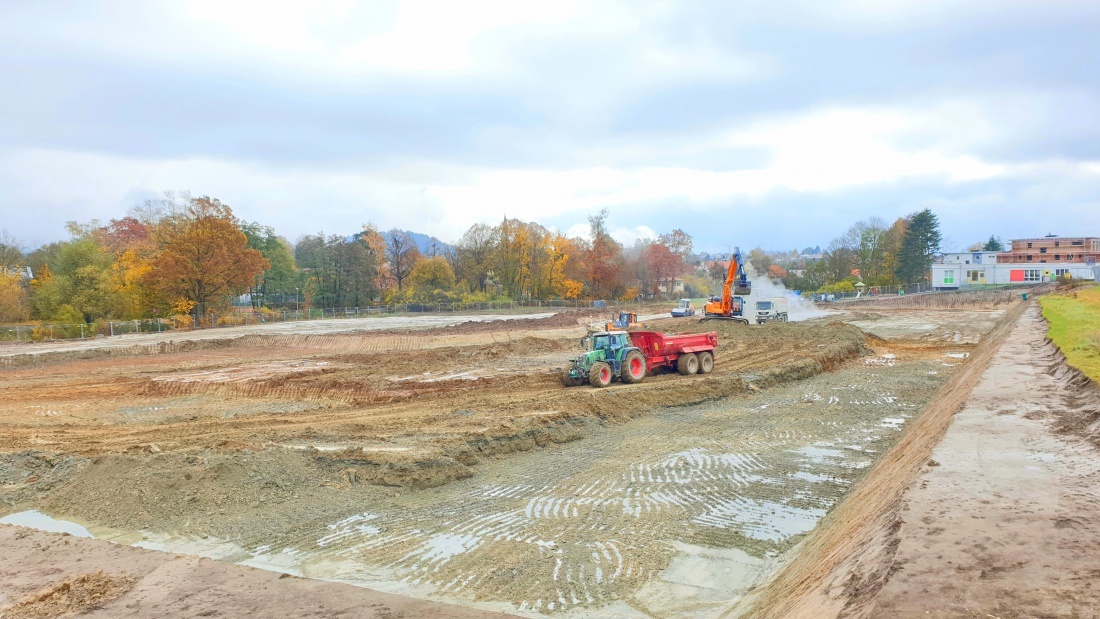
[621,351,646,384]
[562,368,583,387]
[590,362,613,388]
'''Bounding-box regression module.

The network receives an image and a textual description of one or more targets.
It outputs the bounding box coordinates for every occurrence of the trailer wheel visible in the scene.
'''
[621,351,646,384]
[590,362,613,388]
[677,353,699,375]
[698,351,714,374]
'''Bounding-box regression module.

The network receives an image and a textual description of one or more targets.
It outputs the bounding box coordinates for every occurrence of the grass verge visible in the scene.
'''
[1040,284,1100,382]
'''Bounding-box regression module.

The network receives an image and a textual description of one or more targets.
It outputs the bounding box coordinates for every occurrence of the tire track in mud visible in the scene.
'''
[197,356,950,616]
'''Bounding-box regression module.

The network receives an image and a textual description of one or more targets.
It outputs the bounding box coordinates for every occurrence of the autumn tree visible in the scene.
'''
[385,230,421,293]
[658,229,693,261]
[586,209,623,299]
[646,243,684,299]
[359,223,388,299]
[30,229,118,323]
[406,256,456,302]
[0,272,29,323]
[149,197,269,319]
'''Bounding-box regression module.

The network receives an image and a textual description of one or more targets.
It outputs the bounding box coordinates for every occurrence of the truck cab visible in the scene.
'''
[754,297,789,324]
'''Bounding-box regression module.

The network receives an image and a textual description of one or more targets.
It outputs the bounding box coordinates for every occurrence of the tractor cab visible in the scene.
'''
[564,330,644,387]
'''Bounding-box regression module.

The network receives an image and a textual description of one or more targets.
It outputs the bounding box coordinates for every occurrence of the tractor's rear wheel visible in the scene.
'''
[677,353,699,375]
[621,351,646,384]
[698,351,714,374]
[590,362,613,388]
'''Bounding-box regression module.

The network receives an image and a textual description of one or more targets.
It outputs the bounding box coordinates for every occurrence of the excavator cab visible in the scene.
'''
[606,311,644,331]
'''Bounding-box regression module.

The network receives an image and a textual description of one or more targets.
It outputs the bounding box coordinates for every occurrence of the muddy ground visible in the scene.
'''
[0,304,1016,616]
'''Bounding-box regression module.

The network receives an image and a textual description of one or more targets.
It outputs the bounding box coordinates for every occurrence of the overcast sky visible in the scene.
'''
[2,0,1098,253]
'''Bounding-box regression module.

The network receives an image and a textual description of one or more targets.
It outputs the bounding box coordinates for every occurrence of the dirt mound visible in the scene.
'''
[1,451,88,508]
[2,571,136,619]
[1042,338,1100,446]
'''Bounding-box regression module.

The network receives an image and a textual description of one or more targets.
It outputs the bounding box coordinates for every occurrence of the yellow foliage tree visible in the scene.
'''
[0,272,30,323]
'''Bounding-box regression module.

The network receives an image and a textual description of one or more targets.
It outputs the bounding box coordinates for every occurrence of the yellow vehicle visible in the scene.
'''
[606,311,645,331]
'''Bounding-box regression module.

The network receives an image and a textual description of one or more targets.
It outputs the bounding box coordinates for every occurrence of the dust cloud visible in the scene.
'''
[742,264,831,322]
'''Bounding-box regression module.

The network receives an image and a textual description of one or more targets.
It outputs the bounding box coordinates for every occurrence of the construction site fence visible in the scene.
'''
[793,282,934,301]
[0,298,649,343]
[829,284,1055,310]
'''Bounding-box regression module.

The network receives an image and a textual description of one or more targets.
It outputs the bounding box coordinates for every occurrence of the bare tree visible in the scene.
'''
[385,230,421,292]
[0,229,24,270]
[455,223,496,292]
[841,217,888,282]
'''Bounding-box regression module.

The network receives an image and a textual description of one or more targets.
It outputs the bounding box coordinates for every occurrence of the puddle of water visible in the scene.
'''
[795,446,844,461]
[790,471,845,484]
[1026,452,1059,463]
[0,510,93,538]
[693,499,826,542]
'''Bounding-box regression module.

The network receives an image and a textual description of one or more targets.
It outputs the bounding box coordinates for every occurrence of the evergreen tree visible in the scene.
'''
[894,209,942,284]
[982,235,1004,251]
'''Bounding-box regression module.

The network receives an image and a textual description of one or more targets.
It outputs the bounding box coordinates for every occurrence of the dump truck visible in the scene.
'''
[754,297,789,324]
[562,330,718,388]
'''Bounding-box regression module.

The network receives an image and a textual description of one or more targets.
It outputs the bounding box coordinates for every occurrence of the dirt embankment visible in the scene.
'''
[0,525,513,619]
[0,318,870,528]
[725,300,1029,618]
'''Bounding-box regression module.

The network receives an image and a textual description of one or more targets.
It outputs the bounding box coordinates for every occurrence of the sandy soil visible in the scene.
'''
[864,305,1100,618]
[0,525,513,618]
[729,300,1100,619]
[0,303,1026,617]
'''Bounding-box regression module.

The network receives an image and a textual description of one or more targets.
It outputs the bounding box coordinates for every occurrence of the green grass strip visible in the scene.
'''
[1040,284,1100,383]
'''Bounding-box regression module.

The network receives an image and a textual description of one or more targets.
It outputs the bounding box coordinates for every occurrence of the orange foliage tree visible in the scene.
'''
[149,197,269,319]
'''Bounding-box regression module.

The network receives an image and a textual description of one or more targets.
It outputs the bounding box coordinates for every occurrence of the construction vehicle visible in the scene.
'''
[562,330,718,388]
[754,297,789,324]
[670,298,696,317]
[703,247,752,324]
[605,311,645,331]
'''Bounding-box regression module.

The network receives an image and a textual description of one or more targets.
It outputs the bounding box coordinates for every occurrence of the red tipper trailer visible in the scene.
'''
[628,331,718,375]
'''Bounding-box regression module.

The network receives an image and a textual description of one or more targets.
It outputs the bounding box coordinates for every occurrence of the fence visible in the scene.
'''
[828,284,1054,310]
[794,282,933,302]
[0,298,634,343]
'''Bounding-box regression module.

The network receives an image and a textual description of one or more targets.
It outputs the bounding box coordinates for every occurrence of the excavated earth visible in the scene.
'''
[0,305,1021,617]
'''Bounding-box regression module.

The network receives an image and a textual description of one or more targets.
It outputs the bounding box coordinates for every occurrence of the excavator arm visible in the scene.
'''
[704,247,751,318]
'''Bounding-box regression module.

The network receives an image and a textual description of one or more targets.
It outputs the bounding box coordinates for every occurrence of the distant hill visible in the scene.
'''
[380,229,455,257]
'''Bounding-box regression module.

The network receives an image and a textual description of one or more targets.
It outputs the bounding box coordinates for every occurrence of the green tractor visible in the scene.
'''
[562,331,647,388]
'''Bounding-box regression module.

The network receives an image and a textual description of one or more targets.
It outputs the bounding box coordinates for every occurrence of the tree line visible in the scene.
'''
[0,196,704,325]
[755,208,945,294]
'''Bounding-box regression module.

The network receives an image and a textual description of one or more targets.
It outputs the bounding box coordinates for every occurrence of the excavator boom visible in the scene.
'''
[703,246,751,322]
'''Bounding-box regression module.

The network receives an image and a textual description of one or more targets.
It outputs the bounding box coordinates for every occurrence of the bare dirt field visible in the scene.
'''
[4,298,1080,617]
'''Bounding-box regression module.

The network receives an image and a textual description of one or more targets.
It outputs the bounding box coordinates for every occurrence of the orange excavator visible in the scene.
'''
[703,247,752,324]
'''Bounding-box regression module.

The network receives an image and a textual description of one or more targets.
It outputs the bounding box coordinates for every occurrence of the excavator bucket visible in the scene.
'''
[733,281,751,296]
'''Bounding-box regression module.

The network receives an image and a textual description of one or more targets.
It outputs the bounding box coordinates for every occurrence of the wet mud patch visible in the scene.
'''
[1,571,136,619]
[24,356,948,616]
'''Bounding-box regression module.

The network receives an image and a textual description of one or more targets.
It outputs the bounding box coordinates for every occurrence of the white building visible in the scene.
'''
[931,249,1096,290]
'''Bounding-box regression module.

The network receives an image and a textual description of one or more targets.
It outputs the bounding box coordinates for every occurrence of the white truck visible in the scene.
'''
[754,297,788,324]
